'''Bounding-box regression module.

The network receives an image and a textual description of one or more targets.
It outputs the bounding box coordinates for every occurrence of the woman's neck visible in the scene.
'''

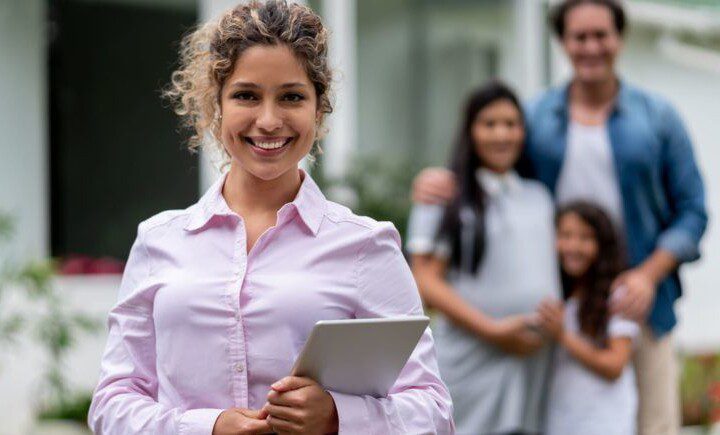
[570,283,587,300]
[222,162,302,218]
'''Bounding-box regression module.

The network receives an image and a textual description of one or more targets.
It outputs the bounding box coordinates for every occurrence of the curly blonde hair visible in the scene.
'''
[164,0,333,163]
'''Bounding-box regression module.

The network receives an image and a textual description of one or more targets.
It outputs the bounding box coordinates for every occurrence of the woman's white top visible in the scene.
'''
[546,297,640,435]
[407,169,561,434]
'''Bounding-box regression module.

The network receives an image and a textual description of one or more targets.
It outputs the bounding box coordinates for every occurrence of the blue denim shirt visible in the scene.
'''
[524,81,708,336]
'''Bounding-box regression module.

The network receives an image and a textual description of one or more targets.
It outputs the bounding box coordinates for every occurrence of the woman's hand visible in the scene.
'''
[261,376,339,434]
[536,298,565,341]
[486,315,544,356]
[212,408,273,435]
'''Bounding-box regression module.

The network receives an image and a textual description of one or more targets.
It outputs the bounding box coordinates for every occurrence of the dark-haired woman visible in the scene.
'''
[407,81,560,434]
[538,201,639,435]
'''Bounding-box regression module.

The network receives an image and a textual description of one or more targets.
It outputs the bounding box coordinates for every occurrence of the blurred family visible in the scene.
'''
[409,0,707,434]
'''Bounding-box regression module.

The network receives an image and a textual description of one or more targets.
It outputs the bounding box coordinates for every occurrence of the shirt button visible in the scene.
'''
[235,363,244,373]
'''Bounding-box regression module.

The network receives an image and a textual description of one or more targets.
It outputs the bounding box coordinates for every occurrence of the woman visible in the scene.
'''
[88,2,454,434]
[408,81,560,434]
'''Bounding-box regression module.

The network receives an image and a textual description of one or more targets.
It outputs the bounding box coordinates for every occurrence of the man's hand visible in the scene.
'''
[411,167,456,204]
[212,408,273,435]
[610,268,656,322]
[262,376,338,434]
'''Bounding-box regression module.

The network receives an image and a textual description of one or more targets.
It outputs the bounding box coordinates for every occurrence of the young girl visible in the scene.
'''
[87,2,453,434]
[538,201,639,435]
[407,81,561,434]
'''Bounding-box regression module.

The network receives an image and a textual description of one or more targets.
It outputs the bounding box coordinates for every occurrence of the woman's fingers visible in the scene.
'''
[271,376,315,392]
[267,415,302,434]
[267,387,306,407]
[263,404,304,423]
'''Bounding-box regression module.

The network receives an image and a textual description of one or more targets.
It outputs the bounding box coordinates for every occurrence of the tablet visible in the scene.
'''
[291,316,430,398]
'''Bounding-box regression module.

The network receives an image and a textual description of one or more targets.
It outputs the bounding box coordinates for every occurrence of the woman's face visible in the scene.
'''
[562,4,623,86]
[219,44,318,182]
[556,212,599,278]
[471,99,524,174]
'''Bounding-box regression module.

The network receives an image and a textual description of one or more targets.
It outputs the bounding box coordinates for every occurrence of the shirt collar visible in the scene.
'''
[475,168,521,196]
[184,169,327,236]
[552,77,629,115]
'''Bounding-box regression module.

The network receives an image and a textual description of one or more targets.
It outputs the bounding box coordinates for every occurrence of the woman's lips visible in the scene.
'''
[244,136,294,157]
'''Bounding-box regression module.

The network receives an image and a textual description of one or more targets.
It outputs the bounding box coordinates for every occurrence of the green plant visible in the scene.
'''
[0,212,100,423]
[314,150,428,239]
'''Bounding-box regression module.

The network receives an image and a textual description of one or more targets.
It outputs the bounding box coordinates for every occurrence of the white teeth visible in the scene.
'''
[253,140,287,150]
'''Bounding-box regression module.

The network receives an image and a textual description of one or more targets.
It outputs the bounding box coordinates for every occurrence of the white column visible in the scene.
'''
[515,0,546,98]
[197,0,239,192]
[321,0,357,181]
[0,0,48,261]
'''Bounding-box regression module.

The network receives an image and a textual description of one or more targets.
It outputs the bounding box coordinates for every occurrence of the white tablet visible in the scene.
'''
[291,316,430,398]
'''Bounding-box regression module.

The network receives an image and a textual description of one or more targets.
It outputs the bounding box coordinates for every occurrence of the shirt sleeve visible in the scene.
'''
[327,223,455,435]
[655,103,708,264]
[405,203,451,258]
[87,224,224,435]
[607,314,641,344]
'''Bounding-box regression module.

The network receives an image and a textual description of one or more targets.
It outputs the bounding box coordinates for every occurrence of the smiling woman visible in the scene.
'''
[87,1,454,435]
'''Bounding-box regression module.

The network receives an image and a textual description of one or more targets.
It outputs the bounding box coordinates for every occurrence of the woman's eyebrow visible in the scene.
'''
[228,81,260,89]
[227,82,309,90]
[280,82,309,89]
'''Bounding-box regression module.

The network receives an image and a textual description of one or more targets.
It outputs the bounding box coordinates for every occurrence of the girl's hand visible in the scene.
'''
[536,299,565,341]
[212,408,273,435]
[261,376,338,434]
[487,315,544,356]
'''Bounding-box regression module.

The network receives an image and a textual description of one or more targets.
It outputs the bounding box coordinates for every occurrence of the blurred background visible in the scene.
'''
[0,0,718,433]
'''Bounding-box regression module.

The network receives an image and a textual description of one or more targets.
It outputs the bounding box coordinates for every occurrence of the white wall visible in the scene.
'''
[0,0,48,262]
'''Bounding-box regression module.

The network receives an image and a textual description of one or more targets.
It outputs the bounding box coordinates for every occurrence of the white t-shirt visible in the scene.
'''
[555,121,624,229]
[546,297,640,435]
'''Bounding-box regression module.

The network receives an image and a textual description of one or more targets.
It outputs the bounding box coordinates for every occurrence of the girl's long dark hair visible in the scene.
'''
[436,80,531,274]
[556,201,626,343]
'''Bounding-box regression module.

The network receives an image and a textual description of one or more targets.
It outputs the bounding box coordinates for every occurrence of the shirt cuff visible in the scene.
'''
[178,408,224,435]
[656,227,700,263]
[327,390,369,434]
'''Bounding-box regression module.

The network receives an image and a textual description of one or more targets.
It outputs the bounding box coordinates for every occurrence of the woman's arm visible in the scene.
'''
[411,254,493,338]
[324,223,455,434]
[412,253,543,356]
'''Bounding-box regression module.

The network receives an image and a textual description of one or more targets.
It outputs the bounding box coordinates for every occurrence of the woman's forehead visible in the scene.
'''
[227,45,311,87]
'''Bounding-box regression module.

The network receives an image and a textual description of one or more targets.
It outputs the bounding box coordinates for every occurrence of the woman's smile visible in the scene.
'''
[244,135,296,157]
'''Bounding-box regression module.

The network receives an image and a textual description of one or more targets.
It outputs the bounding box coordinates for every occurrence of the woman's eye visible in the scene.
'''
[282,93,305,102]
[484,120,496,128]
[232,91,257,101]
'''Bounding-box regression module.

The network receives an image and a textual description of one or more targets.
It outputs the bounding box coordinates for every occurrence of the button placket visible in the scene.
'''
[231,220,250,408]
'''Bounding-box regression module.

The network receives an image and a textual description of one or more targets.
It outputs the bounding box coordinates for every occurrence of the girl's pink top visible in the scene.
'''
[88,171,454,435]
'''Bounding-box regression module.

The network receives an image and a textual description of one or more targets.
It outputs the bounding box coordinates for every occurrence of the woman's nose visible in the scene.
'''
[256,102,283,132]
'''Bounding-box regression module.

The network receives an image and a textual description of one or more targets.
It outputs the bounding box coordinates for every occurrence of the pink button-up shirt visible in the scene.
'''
[88,171,454,435]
